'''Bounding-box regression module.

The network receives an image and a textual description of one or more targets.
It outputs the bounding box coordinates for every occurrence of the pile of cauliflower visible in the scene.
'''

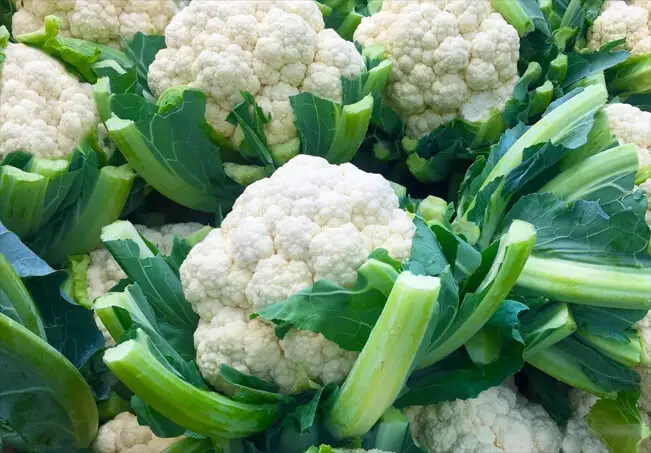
[93,412,180,453]
[147,0,365,150]
[353,0,520,138]
[180,154,416,393]
[0,41,98,159]
[588,0,651,56]
[11,0,188,47]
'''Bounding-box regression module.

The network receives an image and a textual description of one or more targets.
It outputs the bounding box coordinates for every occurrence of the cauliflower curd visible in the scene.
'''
[354,0,520,138]
[180,155,415,392]
[148,0,365,149]
[12,0,188,47]
[588,0,651,56]
[0,42,97,159]
[93,412,180,453]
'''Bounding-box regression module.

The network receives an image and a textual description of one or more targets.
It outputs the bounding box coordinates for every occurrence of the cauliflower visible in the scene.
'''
[89,222,203,346]
[561,390,608,453]
[0,42,97,160]
[637,312,651,453]
[588,0,651,56]
[147,0,365,149]
[180,155,415,392]
[404,384,562,453]
[93,412,180,453]
[353,0,520,138]
[603,103,651,224]
[12,0,188,48]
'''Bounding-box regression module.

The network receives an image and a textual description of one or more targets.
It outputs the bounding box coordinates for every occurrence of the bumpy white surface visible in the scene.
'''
[93,412,180,453]
[637,312,651,453]
[148,0,364,147]
[603,103,651,224]
[12,0,187,48]
[353,0,520,138]
[404,385,562,453]
[561,390,608,453]
[0,43,97,159]
[588,0,651,56]
[180,155,415,392]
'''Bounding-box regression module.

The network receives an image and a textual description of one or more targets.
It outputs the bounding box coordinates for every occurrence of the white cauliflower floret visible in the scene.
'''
[561,390,608,453]
[404,385,562,453]
[93,412,180,453]
[353,0,520,138]
[180,155,415,392]
[588,0,651,56]
[637,312,651,453]
[603,103,651,224]
[89,223,203,347]
[12,0,188,48]
[0,43,97,159]
[148,0,365,148]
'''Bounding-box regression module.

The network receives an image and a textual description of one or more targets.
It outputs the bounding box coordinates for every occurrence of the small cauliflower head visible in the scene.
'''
[93,412,180,453]
[12,0,188,48]
[0,42,97,160]
[637,312,651,453]
[588,0,651,56]
[603,103,651,225]
[148,0,365,149]
[180,155,415,393]
[404,384,562,453]
[353,0,520,138]
[561,390,608,453]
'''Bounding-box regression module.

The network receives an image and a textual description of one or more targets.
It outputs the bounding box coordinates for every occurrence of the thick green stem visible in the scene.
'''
[357,258,400,298]
[325,272,441,439]
[105,115,219,212]
[0,313,98,447]
[326,94,373,164]
[0,166,48,238]
[521,303,577,358]
[541,144,638,201]
[576,329,643,368]
[517,256,651,309]
[419,220,537,368]
[103,330,282,439]
[0,253,46,339]
[606,55,651,95]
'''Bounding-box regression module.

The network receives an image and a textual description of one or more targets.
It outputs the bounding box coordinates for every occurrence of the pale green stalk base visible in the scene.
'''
[0,313,98,447]
[103,330,282,439]
[327,94,374,164]
[522,303,577,358]
[541,144,638,201]
[517,256,651,309]
[223,162,268,186]
[419,220,537,368]
[576,329,643,368]
[325,272,441,439]
[419,196,449,224]
[0,253,46,339]
[101,220,154,258]
[0,166,47,238]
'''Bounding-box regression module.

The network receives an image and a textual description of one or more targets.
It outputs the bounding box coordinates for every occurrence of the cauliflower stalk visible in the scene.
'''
[0,25,136,265]
[12,0,188,48]
[102,0,386,212]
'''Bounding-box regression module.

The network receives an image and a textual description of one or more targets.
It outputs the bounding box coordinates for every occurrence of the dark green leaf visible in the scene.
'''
[515,365,572,425]
[219,365,290,405]
[403,217,448,276]
[571,306,647,342]
[227,92,274,166]
[564,49,630,88]
[120,33,166,93]
[290,92,340,159]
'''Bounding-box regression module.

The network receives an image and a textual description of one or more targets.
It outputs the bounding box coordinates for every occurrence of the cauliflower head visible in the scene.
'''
[148,0,365,148]
[353,0,520,138]
[0,42,98,160]
[603,103,651,224]
[588,0,651,56]
[180,155,415,392]
[561,390,608,453]
[404,384,562,453]
[93,412,180,453]
[12,0,188,48]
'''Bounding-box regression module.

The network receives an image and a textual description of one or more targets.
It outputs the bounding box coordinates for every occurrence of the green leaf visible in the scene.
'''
[403,217,448,276]
[396,301,527,407]
[571,306,648,342]
[120,33,166,93]
[515,365,572,426]
[219,365,291,405]
[588,391,651,453]
[227,92,274,166]
[563,48,630,88]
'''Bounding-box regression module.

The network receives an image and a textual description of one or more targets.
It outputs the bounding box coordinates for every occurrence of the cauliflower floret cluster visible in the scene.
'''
[12,0,188,48]
[404,384,562,453]
[148,0,365,148]
[603,103,651,224]
[561,390,608,453]
[588,0,651,56]
[90,222,203,346]
[180,155,415,392]
[353,0,520,138]
[0,43,97,159]
[93,412,180,453]
[636,312,651,453]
